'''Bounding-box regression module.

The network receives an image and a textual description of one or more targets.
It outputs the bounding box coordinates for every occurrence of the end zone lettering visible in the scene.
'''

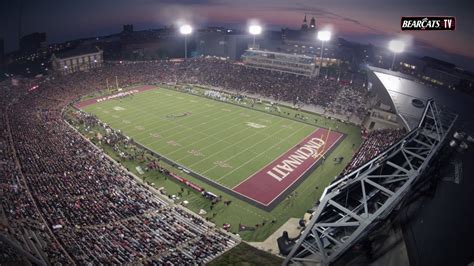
[96,90,139,103]
[233,127,344,206]
[267,137,325,182]
[401,16,455,31]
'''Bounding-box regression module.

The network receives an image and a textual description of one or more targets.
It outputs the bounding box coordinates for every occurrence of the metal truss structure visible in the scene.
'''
[283,100,457,265]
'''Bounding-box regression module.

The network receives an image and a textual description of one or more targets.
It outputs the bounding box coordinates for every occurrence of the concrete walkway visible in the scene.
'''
[247,218,301,256]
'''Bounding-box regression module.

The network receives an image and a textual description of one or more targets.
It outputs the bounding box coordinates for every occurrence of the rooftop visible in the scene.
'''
[54,46,101,59]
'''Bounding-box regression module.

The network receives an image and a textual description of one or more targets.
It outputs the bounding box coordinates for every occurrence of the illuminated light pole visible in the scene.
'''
[388,39,405,70]
[248,24,262,48]
[317,30,331,77]
[179,24,193,59]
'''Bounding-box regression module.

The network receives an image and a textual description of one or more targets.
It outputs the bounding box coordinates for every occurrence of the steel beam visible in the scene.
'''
[283,100,457,265]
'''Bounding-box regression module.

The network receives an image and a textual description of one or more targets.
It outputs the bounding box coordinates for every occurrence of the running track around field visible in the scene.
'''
[74,85,156,108]
[233,127,344,206]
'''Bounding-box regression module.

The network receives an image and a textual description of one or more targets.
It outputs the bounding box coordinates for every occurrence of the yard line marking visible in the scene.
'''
[97,93,241,146]
[165,111,276,157]
[142,106,258,148]
[90,89,214,127]
[140,108,257,148]
[112,90,259,143]
[105,92,215,130]
[186,117,296,168]
[214,125,314,181]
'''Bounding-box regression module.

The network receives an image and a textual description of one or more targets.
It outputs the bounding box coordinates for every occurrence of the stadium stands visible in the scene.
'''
[343,128,407,174]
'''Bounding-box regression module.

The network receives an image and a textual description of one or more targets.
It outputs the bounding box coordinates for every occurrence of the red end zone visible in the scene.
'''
[74,85,156,108]
[233,127,344,206]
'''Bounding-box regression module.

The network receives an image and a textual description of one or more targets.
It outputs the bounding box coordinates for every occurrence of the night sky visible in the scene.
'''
[1,0,473,70]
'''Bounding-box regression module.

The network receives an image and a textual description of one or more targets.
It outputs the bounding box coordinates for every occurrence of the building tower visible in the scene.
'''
[310,17,316,30]
[301,15,308,31]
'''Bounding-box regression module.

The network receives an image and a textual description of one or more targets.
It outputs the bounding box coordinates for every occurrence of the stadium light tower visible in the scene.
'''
[317,30,331,77]
[248,24,262,48]
[179,24,193,59]
[388,39,405,70]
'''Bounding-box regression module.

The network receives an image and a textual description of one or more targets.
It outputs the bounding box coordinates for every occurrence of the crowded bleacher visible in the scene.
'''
[0,57,402,264]
[343,128,407,174]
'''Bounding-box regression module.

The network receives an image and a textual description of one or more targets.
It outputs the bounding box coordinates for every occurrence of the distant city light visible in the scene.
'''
[389,40,405,53]
[179,24,193,35]
[317,30,331,41]
[248,25,262,35]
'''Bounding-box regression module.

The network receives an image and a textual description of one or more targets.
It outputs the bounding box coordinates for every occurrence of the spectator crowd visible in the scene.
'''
[107,58,371,120]
[343,128,407,174]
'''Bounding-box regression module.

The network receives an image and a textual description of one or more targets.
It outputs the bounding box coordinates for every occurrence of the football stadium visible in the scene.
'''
[1,2,473,266]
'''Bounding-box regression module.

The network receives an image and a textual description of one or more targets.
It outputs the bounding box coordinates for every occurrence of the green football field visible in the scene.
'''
[83,87,317,189]
[76,85,362,241]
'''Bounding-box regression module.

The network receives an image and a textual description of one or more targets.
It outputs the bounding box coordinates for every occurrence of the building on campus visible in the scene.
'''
[300,15,317,31]
[51,46,103,75]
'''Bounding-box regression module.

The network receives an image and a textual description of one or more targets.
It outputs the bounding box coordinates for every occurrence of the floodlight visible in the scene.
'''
[388,40,405,53]
[179,24,193,59]
[388,39,405,70]
[317,30,331,42]
[248,25,262,35]
[248,24,262,48]
[179,24,193,35]
[316,30,331,77]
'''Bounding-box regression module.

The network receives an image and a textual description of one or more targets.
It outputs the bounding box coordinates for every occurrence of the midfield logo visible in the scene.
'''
[401,16,455,31]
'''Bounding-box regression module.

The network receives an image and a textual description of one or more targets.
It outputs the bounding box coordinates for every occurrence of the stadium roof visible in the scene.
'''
[368,66,444,130]
[54,46,101,59]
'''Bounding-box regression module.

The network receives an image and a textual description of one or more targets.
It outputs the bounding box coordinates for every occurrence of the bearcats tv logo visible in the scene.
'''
[401,16,455,31]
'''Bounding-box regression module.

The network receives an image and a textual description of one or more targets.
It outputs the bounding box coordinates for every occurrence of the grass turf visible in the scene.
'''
[74,85,362,242]
[83,87,317,189]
